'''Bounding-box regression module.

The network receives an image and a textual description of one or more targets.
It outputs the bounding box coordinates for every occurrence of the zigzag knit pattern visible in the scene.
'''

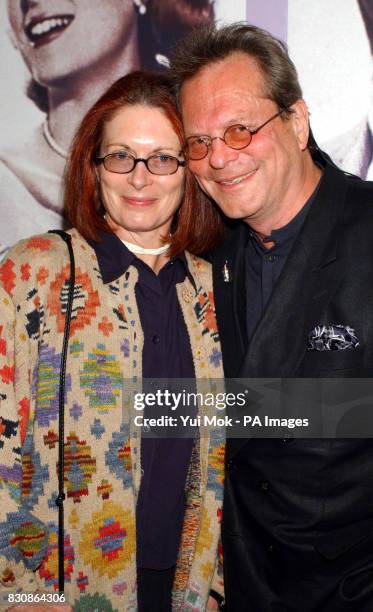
[0,230,225,611]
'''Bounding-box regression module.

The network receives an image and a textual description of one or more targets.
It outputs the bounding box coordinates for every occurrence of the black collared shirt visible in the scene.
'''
[89,230,195,569]
[245,191,316,342]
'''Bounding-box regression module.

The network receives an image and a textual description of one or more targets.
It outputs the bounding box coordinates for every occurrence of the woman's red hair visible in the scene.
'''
[64,71,224,256]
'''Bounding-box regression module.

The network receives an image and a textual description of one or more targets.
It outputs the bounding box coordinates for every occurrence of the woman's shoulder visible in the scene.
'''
[4,231,68,262]
[0,229,98,306]
[4,228,89,258]
[0,231,80,300]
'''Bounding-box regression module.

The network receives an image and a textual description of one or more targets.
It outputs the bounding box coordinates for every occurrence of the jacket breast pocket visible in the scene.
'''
[304,347,363,374]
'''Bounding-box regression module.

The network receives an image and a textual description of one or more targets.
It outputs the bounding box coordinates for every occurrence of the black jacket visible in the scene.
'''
[213,163,373,611]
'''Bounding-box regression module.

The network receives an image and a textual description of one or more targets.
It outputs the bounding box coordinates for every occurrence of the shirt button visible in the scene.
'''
[152,335,160,344]
[261,481,270,492]
[226,459,236,471]
[281,434,294,443]
[268,544,275,553]
[182,289,194,303]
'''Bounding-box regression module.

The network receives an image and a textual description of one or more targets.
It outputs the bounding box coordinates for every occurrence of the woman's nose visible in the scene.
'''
[127,160,152,189]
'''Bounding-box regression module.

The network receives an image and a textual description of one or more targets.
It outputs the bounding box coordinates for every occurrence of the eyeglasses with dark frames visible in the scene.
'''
[185,107,290,161]
[96,150,186,175]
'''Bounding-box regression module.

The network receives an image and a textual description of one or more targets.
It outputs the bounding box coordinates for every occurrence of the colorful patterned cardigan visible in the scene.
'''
[0,229,225,611]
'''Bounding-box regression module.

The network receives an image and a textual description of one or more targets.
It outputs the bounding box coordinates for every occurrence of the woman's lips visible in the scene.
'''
[121,197,158,207]
[24,14,74,48]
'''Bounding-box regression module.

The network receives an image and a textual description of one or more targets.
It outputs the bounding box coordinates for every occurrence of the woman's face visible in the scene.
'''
[7,0,137,86]
[97,104,185,244]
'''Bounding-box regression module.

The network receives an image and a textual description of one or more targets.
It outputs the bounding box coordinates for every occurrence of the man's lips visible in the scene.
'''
[216,169,257,187]
[24,14,74,47]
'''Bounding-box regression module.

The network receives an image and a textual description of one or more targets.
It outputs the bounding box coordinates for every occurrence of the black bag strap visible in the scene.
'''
[48,230,76,592]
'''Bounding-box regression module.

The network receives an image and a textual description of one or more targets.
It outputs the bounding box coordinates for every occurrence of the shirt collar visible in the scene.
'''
[248,178,320,250]
[88,229,195,290]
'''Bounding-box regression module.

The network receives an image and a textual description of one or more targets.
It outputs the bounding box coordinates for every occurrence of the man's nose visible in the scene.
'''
[208,137,240,169]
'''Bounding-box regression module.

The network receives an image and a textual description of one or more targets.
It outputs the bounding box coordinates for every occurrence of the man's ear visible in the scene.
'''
[289,99,309,151]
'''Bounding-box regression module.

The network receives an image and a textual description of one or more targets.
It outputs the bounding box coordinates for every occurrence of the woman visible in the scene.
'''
[0,72,225,611]
[0,0,214,254]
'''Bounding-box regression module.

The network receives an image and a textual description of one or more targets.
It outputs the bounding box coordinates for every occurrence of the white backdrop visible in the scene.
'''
[288,0,371,143]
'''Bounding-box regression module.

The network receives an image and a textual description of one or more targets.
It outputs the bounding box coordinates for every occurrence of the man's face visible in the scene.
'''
[180,52,309,229]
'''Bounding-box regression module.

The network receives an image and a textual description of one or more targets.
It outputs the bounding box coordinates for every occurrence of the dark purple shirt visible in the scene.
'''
[90,230,195,569]
[245,188,317,341]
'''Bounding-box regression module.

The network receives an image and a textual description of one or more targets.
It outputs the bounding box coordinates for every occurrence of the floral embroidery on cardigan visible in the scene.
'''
[0,231,225,611]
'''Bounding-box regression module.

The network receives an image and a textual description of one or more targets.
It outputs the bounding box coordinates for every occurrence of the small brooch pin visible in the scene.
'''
[222,260,231,283]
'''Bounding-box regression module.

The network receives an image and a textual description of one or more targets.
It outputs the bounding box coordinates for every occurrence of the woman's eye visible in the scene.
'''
[113,151,130,160]
[157,154,173,163]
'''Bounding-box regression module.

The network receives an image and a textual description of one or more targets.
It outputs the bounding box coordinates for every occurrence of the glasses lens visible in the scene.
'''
[148,155,179,175]
[224,125,251,149]
[186,137,209,160]
[104,152,134,173]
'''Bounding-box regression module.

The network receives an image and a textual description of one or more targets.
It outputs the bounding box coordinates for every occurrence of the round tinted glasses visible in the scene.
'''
[185,108,289,160]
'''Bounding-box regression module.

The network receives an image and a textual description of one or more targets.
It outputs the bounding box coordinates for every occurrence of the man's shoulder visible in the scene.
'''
[343,172,373,212]
[316,161,373,215]
[324,167,373,243]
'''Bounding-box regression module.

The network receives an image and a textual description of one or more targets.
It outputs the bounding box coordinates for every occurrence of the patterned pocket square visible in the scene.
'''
[307,324,359,351]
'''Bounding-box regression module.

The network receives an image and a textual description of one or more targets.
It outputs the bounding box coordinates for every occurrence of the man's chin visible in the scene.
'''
[216,199,257,221]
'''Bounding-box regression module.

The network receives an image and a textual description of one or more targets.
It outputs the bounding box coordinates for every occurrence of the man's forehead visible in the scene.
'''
[180,54,267,107]
[179,54,269,132]
[181,52,265,90]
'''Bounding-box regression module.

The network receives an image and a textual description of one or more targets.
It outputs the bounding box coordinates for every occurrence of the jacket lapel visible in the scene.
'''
[212,224,248,377]
[227,164,350,458]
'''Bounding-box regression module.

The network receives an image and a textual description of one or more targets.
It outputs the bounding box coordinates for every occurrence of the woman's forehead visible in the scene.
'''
[102,105,181,144]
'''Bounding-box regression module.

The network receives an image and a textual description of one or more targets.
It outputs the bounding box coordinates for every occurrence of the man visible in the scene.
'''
[171,23,373,611]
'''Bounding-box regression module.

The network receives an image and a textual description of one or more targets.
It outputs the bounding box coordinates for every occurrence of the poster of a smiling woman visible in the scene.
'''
[0,1,244,255]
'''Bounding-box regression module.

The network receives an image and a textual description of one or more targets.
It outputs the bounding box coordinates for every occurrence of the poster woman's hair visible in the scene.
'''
[27,0,214,112]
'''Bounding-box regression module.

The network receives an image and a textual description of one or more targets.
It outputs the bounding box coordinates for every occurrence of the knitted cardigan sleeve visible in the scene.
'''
[0,246,49,604]
[210,536,224,601]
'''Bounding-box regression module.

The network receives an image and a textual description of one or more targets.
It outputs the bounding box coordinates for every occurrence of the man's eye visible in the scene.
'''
[231,125,248,134]
[195,137,209,145]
